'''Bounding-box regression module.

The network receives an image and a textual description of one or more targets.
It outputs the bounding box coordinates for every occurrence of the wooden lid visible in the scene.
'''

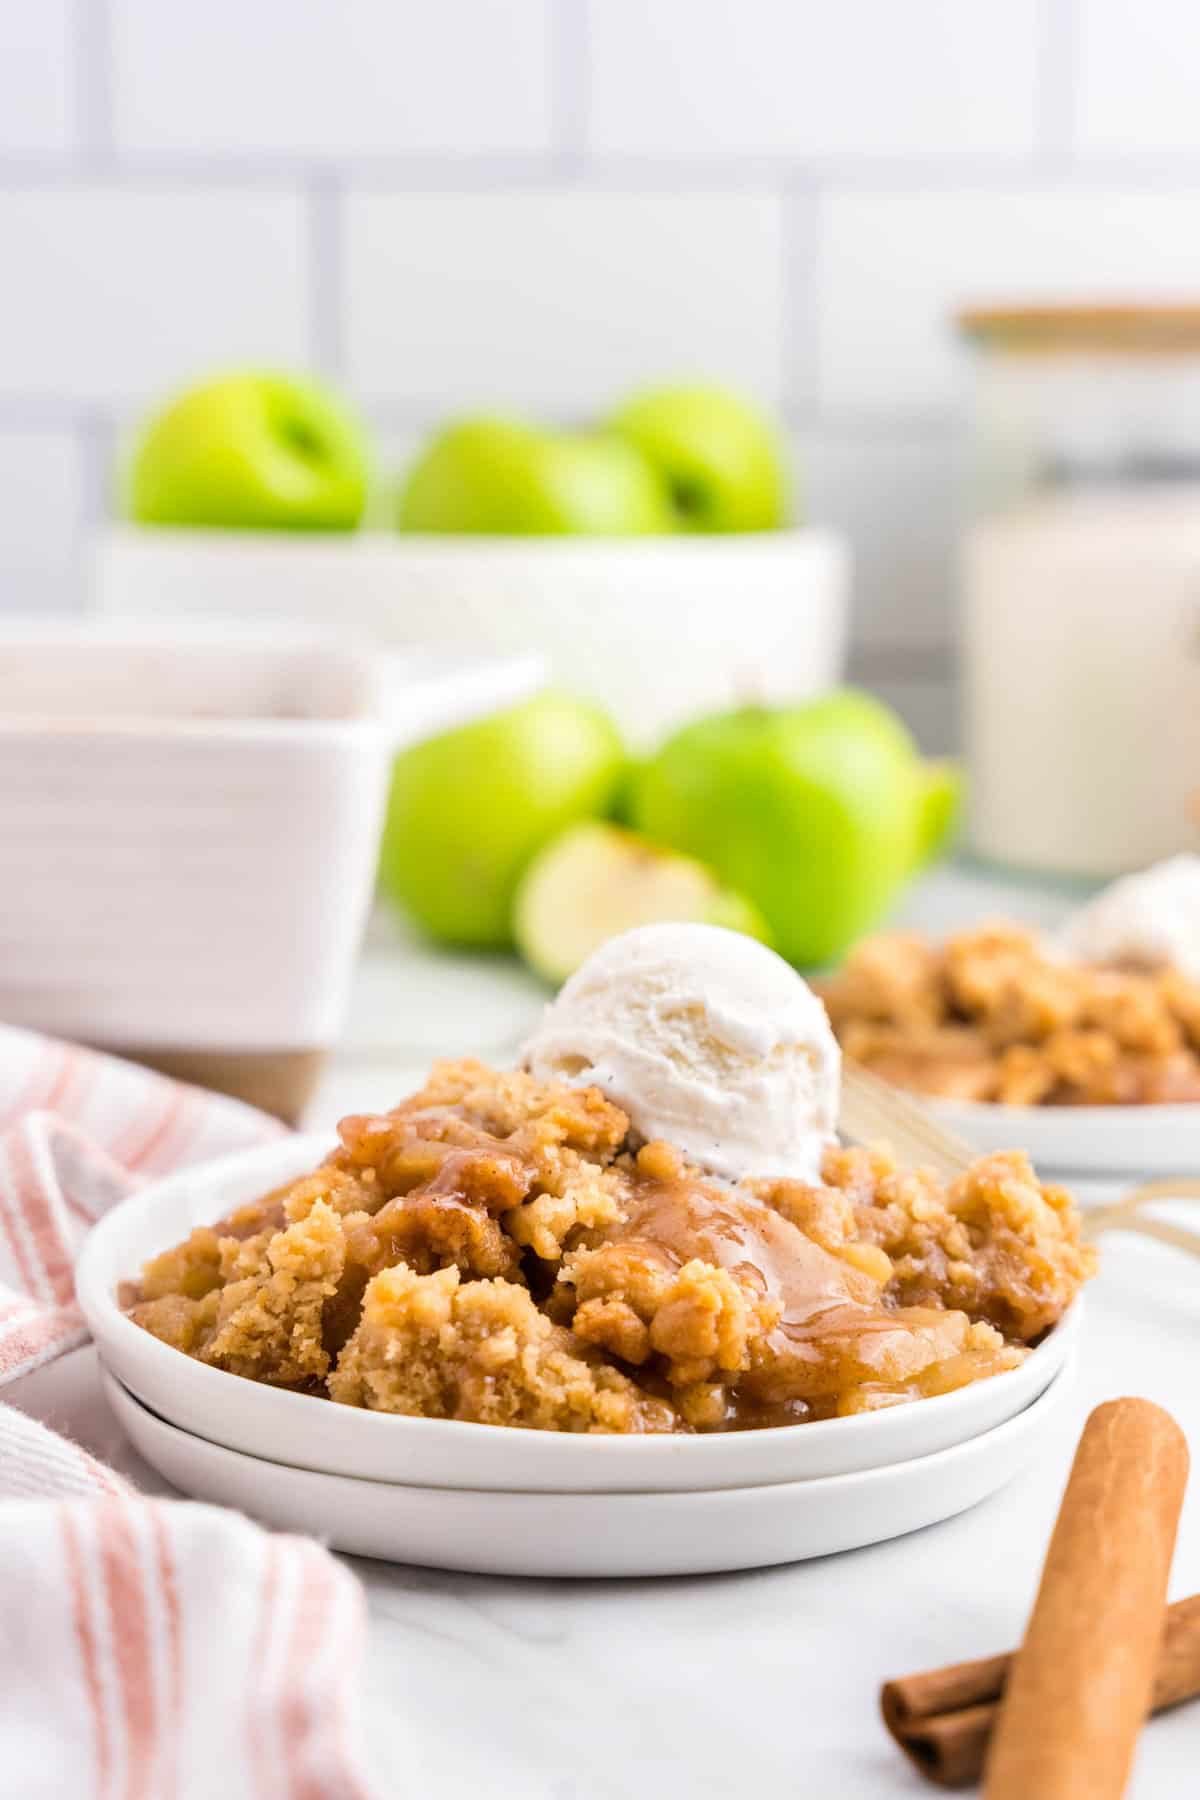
[957,302,1200,351]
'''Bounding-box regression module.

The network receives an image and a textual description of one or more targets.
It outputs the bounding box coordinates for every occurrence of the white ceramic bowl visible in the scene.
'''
[93,526,849,747]
[77,1133,1081,1494]
[928,1094,1200,1177]
[104,1365,1073,1576]
[0,621,540,1115]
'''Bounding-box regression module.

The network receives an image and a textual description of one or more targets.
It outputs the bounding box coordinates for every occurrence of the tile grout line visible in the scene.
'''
[1034,0,1080,171]
[9,148,1200,194]
[306,168,345,379]
[74,0,114,164]
[0,397,953,434]
[549,0,589,176]
[780,174,825,421]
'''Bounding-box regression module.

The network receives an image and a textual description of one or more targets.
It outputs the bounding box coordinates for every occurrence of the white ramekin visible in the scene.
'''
[93,526,850,746]
[0,621,540,1115]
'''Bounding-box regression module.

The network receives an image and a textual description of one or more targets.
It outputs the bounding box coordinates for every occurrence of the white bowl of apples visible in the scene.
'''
[93,376,848,747]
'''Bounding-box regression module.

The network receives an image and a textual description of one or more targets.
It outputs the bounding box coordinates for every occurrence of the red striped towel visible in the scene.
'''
[0,1026,375,1800]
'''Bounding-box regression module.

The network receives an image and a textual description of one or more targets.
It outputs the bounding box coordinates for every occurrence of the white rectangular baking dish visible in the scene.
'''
[0,621,539,1115]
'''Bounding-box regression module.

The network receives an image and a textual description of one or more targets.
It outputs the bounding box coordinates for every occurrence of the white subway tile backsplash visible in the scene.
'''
[818,187,1200,415]
[802,428,961,650]
[6,0,1200,715]
[0,0,74,153]
[586,0,1040,160]
[1075,0,1200,154]
[344,189,784,413]
[111,0,553,158]
[0,188,309,406]
[0,429,85,611]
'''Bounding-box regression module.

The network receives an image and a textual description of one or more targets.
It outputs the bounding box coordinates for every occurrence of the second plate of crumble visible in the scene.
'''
[819,912,1200,1174]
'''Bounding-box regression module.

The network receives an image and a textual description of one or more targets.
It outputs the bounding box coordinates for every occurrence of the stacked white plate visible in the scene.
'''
[928,1094,1200,1177]
[77,1138,1080,1578]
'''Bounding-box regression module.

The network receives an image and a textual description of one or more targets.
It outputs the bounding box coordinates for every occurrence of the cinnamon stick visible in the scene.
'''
[983,1398,1189,1800]
[882,1596,1200,1788]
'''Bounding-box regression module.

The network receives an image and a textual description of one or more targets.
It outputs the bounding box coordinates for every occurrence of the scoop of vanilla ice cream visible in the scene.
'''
[1057,854,1200,980]
[521,922,840,1183]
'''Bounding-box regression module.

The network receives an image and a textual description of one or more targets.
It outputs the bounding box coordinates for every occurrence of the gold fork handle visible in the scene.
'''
[1086,1177,1200,1260]
[1088,1213,1200,1259]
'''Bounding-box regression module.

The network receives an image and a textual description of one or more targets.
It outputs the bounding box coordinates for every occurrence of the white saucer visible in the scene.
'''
[77,1135,1080,1493]
[928,1095,1200,1177]
[103,1366,1072,1577]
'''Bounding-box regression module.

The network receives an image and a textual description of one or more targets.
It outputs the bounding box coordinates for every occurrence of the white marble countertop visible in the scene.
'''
[16,862,1200,1797]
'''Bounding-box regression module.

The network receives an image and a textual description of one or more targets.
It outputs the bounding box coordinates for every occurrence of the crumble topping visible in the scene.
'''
[819,924,1200,1107]
[125,1058,1093,1434]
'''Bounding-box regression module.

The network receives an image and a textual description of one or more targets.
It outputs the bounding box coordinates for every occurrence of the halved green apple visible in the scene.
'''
[514,821,769,984]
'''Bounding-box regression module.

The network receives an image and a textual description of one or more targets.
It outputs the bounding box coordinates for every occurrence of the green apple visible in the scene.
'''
[631,690,947,967]
[128,371,369,530]
[514,822,770,983]
[914,759,964,868]
[607,384,788,532]
[380,692,624,946]
[398,415,674,535]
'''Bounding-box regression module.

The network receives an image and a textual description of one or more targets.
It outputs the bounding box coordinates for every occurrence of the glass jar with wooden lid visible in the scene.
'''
[959,302,1200,877]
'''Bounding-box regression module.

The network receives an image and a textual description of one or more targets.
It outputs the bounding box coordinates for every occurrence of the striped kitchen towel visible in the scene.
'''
[0,1025,375,1800]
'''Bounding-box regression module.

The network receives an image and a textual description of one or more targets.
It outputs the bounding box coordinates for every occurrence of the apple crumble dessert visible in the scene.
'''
[819,924,1200,1107]
[124,1057,1093,1433]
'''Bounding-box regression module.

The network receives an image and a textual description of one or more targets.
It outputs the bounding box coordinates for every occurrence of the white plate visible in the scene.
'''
[929,1094,1200,1177]
[103,1367,1073,1578]
[77,1136,1080,1493]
